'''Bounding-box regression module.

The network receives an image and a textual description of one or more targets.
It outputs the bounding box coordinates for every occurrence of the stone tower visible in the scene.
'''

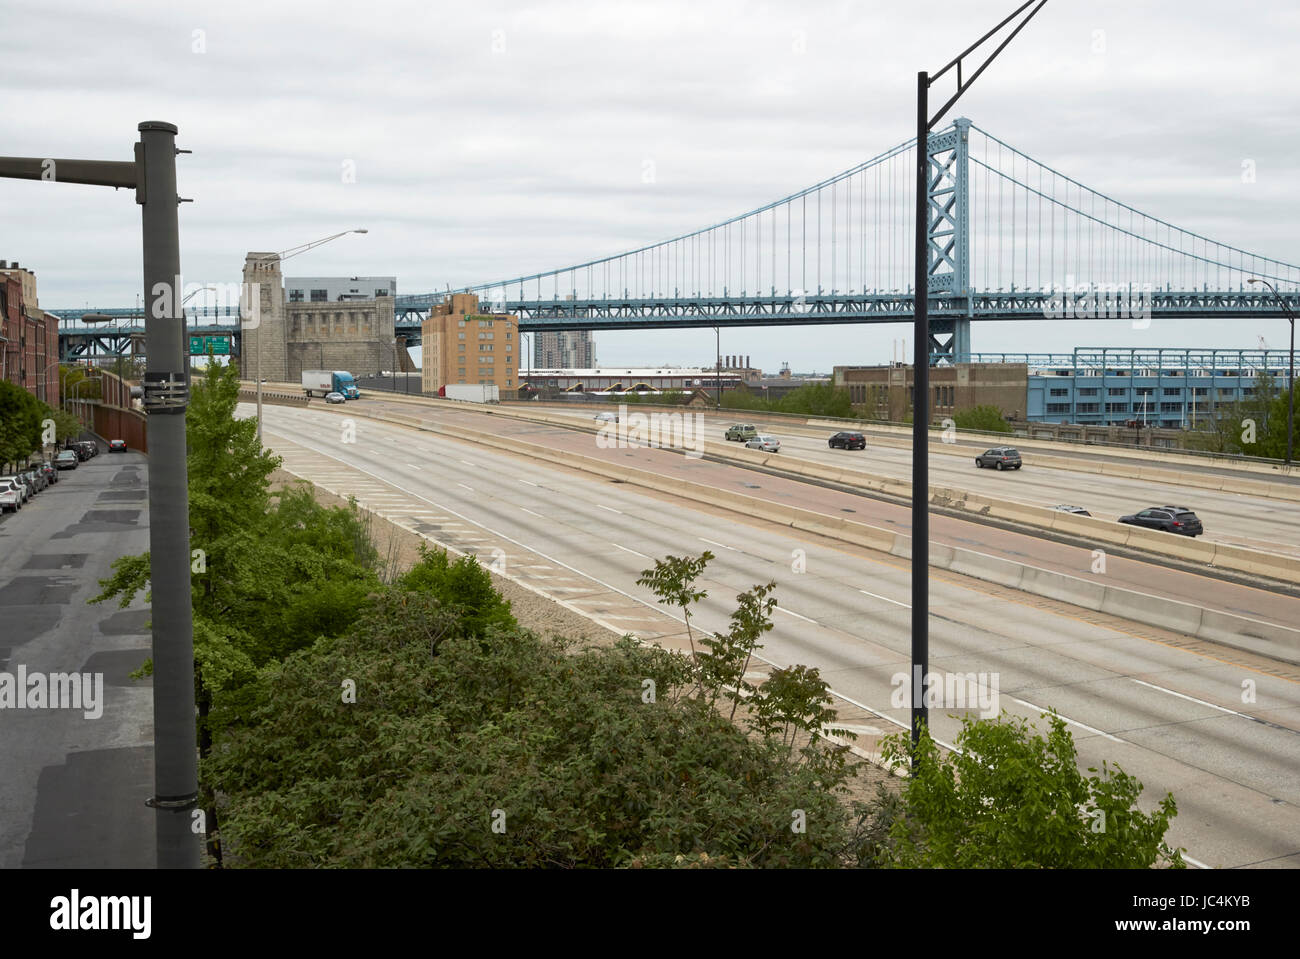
[241,253,288,382]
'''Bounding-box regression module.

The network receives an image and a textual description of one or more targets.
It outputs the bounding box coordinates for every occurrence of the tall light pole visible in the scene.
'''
[910,1,1048,752]
[2,123,201,866]
[1247,278,1295,465]
[248,229,367,440]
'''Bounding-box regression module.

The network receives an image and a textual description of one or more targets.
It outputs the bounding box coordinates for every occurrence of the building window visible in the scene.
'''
[1107,387,1127,396]
[375,289,388,297]
[310,289,328,302]
[1046,403,1070,413]
[1077,388,1098,396]
[458,332,465,339]
[288,289,305,302]
[1159,402,1181,413]
[1076,403,1100,413]
[1163,387,1181,396]
[1105,402,1129,413]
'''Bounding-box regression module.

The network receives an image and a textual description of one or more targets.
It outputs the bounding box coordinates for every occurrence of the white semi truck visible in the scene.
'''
[302,370,360,399]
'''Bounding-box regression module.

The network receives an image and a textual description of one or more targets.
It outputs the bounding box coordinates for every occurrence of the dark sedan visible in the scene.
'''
[828,431,867,450]
[1119,506,1204,537]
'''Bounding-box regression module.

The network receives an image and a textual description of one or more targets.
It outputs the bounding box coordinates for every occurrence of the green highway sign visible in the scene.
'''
[189,336,230,355]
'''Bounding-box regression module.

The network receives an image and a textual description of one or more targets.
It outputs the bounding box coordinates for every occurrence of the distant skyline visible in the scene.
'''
[4,0,1299,373]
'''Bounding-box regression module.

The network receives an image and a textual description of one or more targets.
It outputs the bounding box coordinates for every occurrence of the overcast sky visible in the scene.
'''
[4,0,1299,372]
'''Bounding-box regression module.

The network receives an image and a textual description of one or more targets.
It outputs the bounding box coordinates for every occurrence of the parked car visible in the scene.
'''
[324,392,346,405]
[745,434,781,453]
[55,450,79,470]
[66,443,89,461]
[1052,504,1091,516]
[828,431,867,450]
[974,446,1022,470]
[1119,506,1204,537]
[39,462,58,484]
[0,476,31,504]
[725,424,758,442]
[24,468,47,492]
[81,441,98,458]
[0,481,21,513]
[109,439,127,452]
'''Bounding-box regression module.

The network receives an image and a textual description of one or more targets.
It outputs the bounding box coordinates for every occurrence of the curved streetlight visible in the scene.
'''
[248,229,369,439]
[1246,278,1295,465]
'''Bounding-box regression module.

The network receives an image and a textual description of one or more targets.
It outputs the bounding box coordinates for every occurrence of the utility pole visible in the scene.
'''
[0,122,202,867]
[910,1,1048,753]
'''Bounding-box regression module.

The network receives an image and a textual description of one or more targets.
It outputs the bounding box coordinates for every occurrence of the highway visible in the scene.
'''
[246,400,1300,868]
[532,404,1300,559]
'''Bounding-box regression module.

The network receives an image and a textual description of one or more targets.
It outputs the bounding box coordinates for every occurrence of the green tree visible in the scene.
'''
[1190,370,1298,459]
[396,544,517,638]
[636,551,714,660]
[0,381,43,471]
[951,404,1013,434]
[92,357,382,864]
[872,712,1184,868]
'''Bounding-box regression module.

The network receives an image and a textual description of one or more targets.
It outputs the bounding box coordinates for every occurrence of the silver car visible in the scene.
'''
[324,391,346,405]
[745,434,781,453]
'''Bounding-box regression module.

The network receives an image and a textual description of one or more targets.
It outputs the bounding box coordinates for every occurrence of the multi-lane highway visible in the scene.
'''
[246,399,1300,868]
[533,404,1300,559]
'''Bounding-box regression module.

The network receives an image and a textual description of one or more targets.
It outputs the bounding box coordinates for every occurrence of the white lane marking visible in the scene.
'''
[1182,854,1212,870]
[1009,696,1125,744]
[407,464,422,471]
[598,505,623,514]
[460,460,475,466]
[520,479,538,487]
[1128,679,1262,722]
[369,449,381,455]
[457,483,473,491]
[612,543,651,560]
[775,606,818,625]
[860,588,910,608]
[520,507,543,518]
[698,537,736,551]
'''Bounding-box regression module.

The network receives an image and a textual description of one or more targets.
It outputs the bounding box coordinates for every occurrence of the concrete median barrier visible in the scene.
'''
[335,404,1300,664]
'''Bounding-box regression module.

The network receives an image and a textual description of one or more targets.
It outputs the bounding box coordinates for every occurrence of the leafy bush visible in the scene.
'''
[396,544,517,638]
[871,713,1184,868]
[951,404,1012,433]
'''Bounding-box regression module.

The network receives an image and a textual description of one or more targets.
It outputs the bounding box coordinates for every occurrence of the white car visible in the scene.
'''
[0,481,21,513]
[745,435,781,453]
[594,411,618,424]
[0,476,29,506]
[324,392,346,405]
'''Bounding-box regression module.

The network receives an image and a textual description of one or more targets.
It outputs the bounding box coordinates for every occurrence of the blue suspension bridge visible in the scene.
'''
[51,117,1300,364]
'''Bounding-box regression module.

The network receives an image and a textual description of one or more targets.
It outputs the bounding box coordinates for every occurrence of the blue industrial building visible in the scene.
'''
[990,349,1294,428]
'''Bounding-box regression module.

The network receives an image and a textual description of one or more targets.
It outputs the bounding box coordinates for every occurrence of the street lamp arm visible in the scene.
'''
[249,229,369,263]
[0,156,138,191]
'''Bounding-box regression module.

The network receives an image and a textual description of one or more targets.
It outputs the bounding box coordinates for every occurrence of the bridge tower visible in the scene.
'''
[924,116,971,364]
[242,253,287,381]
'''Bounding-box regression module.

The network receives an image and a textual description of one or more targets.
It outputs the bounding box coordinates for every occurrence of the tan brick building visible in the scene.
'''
[421,294,519,395]
[834,362,1028,423]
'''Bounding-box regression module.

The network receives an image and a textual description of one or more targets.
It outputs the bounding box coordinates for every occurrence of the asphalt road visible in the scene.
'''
[0,448,155,869]
[250,401,1300,868]
[536,405,1300,558]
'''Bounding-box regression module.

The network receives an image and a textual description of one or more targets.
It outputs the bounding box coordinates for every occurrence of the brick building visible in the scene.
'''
[0,261,60,407]
[834,362,1028,423]
[421,294,519,395]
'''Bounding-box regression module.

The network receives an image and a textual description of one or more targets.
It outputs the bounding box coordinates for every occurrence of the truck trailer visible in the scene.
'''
[302,370,360,399]
[438,384,499,403]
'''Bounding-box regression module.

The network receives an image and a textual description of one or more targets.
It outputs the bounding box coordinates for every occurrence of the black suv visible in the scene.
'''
[974,446,1022,470]
[1119,506,1204,537]
[828,431,866,450]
